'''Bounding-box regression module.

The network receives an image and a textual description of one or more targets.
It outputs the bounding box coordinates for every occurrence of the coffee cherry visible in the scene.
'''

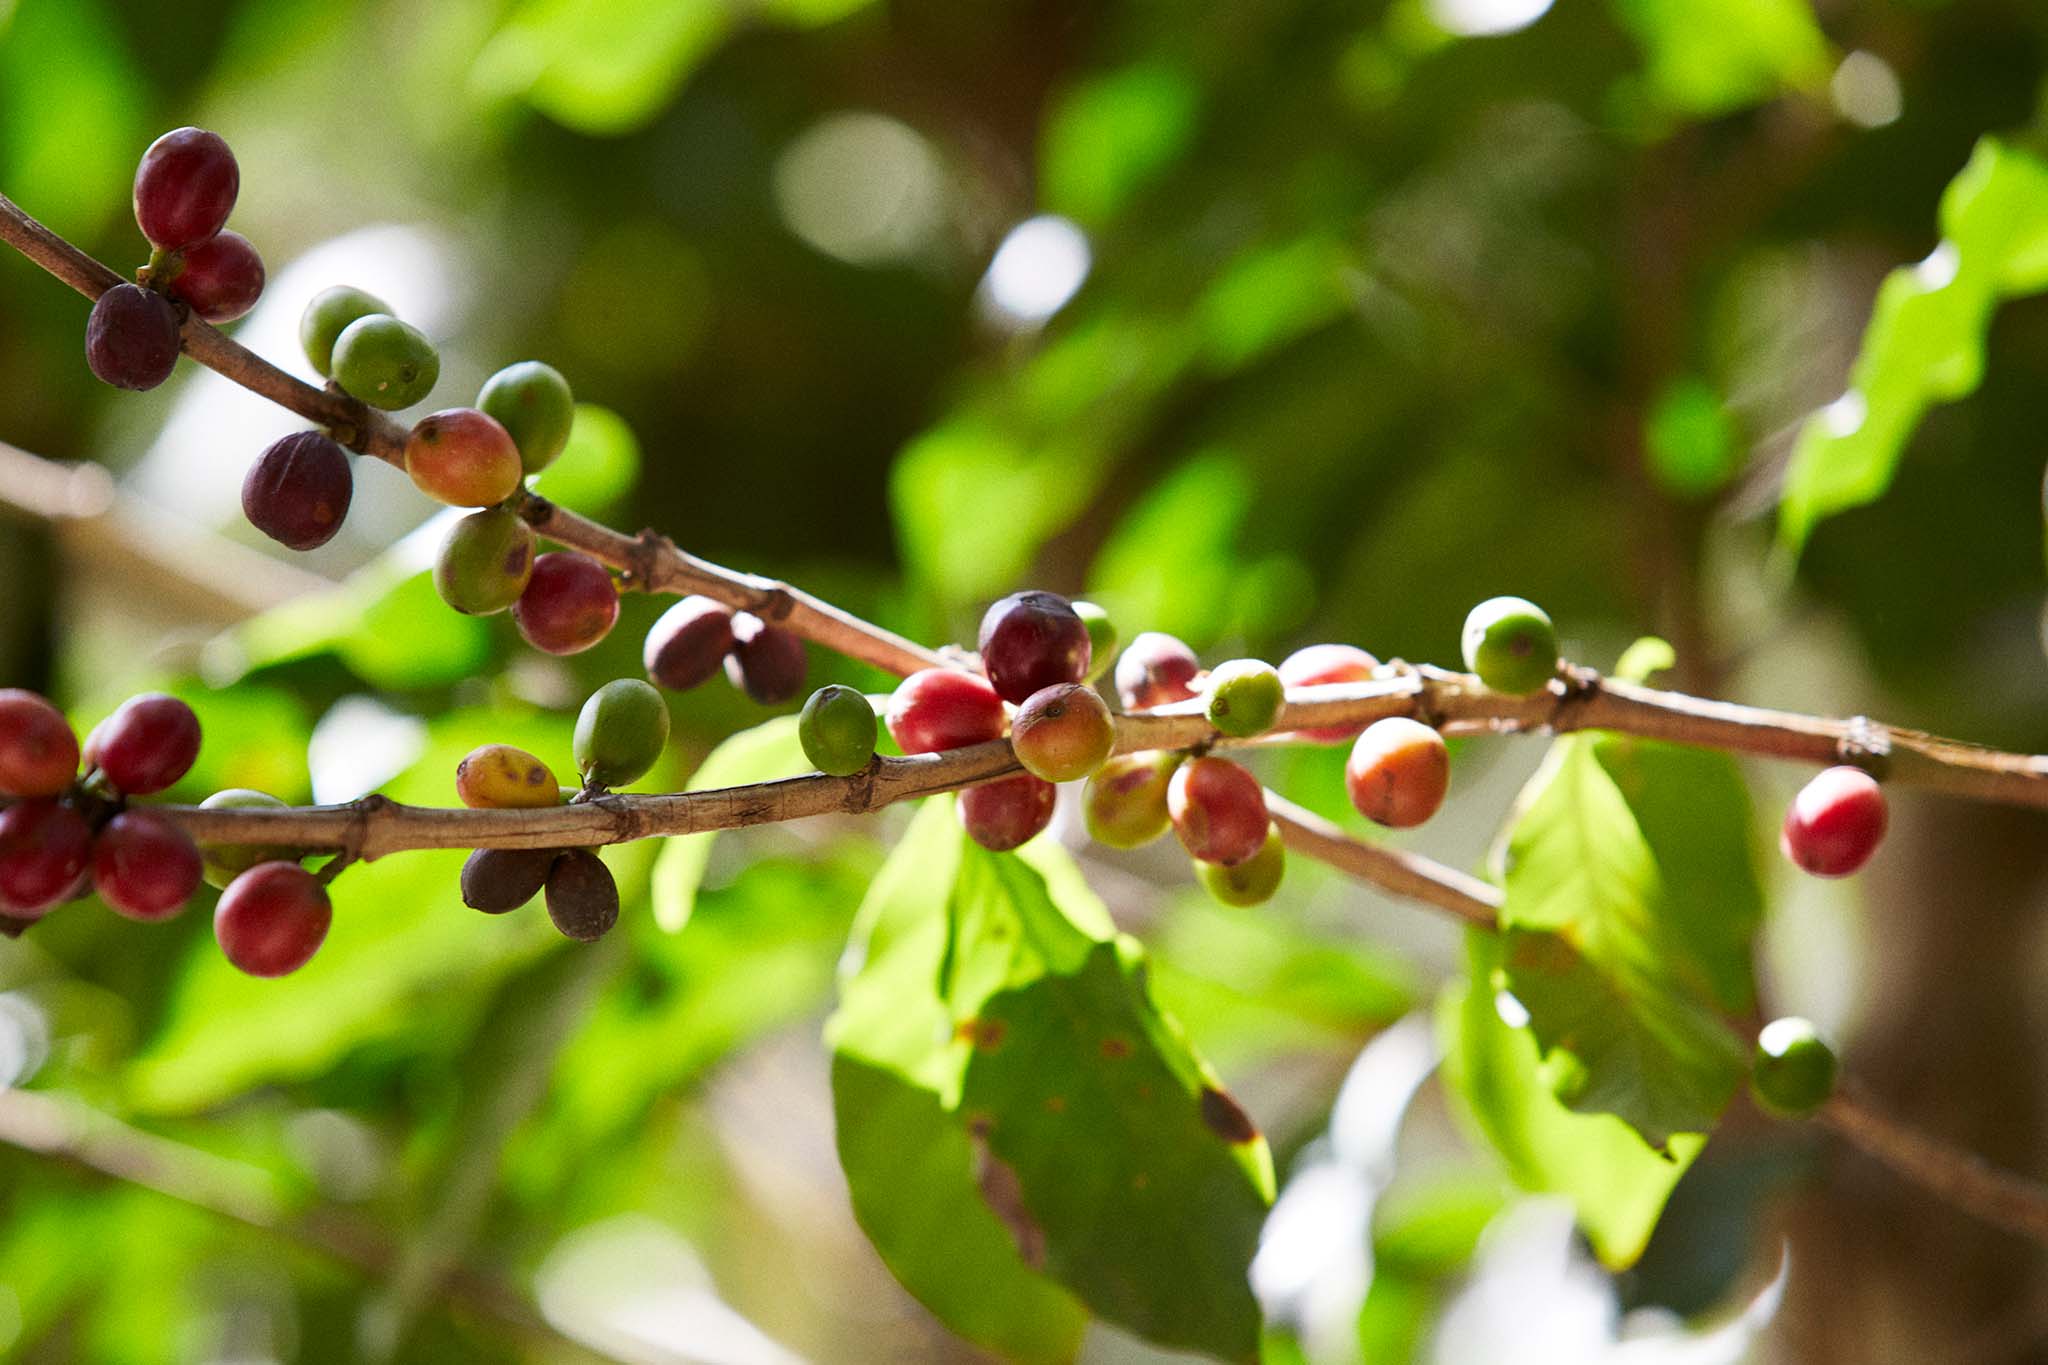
[87,693,200,796]
[405,408,523,508]
[1461,596,1559,696]
[958,775,1057,852]
[643,596,735,691]
[1344,717,1449,829]
[198,788,292,888]
[93,810,202,922]
[461,846,559,914]
[573,679,670,791]
[1780,766,1887,878]
[133,127,238,251]
[1205,659,1284,738]
[886,668,1006,755]
[300,286,389,377]
[243,431,353,551]
[1195,824,1285,907]
[86,283,181,391]
[477,361,575,475]
[332,314,439,410]
[1115,631,1201,711]
[725,614,808,705]
[1750,1017,1838,1118]
[1278,644,1379,743]
[456,744,560,809]
[1167,756,1268,866]
[1083,750,1180,849]
[979,591,1091,705]
[1073,601,1118,683]
[545,849,619,942]
[513,552,618,655]
[1011,683,1115,783]
[434,508,534,615]
[0,799,93,915]
[215,861,331,977]
[168,230,264,323]
[799,685,878,776]
[0,690,79,798]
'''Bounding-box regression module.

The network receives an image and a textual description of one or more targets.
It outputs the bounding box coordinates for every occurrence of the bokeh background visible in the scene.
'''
[2,0,2048,1360]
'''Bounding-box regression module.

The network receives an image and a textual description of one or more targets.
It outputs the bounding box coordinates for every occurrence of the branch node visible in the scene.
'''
[1385,659,1447,730]
[1836,716,1895,778]
[1550,663,1604,729]
[619,529,672,594]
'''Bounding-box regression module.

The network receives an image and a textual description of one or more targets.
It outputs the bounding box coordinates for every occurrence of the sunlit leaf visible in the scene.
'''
[0,0,144,236]
[1608,0,1830,118]
[470,0,735,137]
[1041,61,1200,225]
[529,403,642,518]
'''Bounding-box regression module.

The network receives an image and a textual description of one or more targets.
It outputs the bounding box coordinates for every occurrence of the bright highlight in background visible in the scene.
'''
[1832,50,1903,129]
[772,112,947,267]
[978,215,1092,327]
[1426,0,1554,38]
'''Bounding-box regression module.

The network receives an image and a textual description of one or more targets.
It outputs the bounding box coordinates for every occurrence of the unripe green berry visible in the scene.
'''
[1194,824,1284,907]
[1461,596,1559,695]
[1083,751,1180,849]
[198,788,295,889]
[799,685,879,777]
[332,314,439,409]
[434,507,535,615]
[1205,659,1284,737]
[573,679,670,791]
[1073,601,1118,683]
[478,360,576,474]
[299,285,388,377]
[1750,1017,1837,1119]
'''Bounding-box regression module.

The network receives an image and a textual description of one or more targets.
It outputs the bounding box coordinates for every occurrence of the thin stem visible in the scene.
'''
[1818,1085,2048,1246]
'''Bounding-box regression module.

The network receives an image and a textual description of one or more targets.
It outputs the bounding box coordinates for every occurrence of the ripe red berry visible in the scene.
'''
[86,283,182,391]
[243,431,353,551]
[959,774,1057,851]
[93,810,202,922]
[0,799,93,915]
[215,861,331,977]
[168,230,264,323]
[1278,644,1379,743]
[513,552,619,656]
[978,591,1091,705]
[461,847,559,914]
[724,613,808,704]
[886,668,1006,755]
[0,690,79,797]
[1167,756,1268,866]
[1011,683,1115,783]
[1115,631,1202,711]
[1781,766,1887,877]
[86,693,201,796]
[133,127,238,251]
[643,596,735,691]
[545,849,619,942]
[1344,718,1449,829]
[405,407,524,508]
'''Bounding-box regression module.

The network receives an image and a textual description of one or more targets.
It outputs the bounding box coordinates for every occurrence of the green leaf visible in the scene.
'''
[1040,61,1200,225]
[471,0,735,137]
[1643,377,1739,499]
[649,715,810,933]
[1608,0,1830,119]
[529,403,642,518]
[0,0,144,238]
[1612,635,1676,685]
[1439,933,1702,1268]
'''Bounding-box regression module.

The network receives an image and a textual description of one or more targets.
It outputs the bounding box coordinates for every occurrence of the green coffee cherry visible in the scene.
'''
[1750,1017,1838,1118]
[300,286,389,377]
[1073,601,1118,684]
[478,360,576,474]
[799,685,879,776]
[1083,750,1180,849]
[573,679,670,791]
[331,314,439,410]
[434,507,535,615]
[1205,659,1284,737]
[1194,824,1284,907]
[198,788,293,889]
[1461,596,1559,695]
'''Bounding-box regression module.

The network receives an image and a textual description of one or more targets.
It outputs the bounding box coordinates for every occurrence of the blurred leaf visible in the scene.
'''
[1197,237,1352,373]
[1041,61,1201,225]
[529,402,643,518]
[471,0,735,137]
[1609,0,1830,118]
[0,0,144,236]
[1613,635,1676,684]
[649,714,809,933]
[1089,450,1252,644]
[1644,376,1739,499]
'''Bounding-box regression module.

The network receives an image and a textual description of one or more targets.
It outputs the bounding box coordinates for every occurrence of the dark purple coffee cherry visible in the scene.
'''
[243,431,353,551]
[545,849,619,942]
[978,591,1090,705]
[86,284,181,391]
[461,847,559,914]
[724,613,807,704]
[643,596,735,691]
[168,230,264,323]
[133,127,238,251]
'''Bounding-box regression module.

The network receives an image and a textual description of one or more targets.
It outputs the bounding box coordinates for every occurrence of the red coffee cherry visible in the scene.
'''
[885,668,1006,755]
[0,690,79,798]
[86,283,182,391]
[133,127,238,251]
[1278,644,1379,743]
[243,431,353,551]
[86,693,201,796]
[724,613,808,705]
[214,861,331,977]
[404,407,524,508]
[978,591,1091,705]
[1115,631,1202,711]
[1011,683,1115,783]
[92,810,202,922]
[1167,756,1268,866]
[1781,766,1887,877]
[545,849,619,942]
[461,847,559,914]
[959,774,1057,851]
[0,799,93,915]
[643,596,735,691]
[513,552,619,656]
[1344,718,1449,829]
[168,230,264,323]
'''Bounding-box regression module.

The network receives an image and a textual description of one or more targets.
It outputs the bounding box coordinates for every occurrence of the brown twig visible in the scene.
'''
[1818,1085,2048,1247]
